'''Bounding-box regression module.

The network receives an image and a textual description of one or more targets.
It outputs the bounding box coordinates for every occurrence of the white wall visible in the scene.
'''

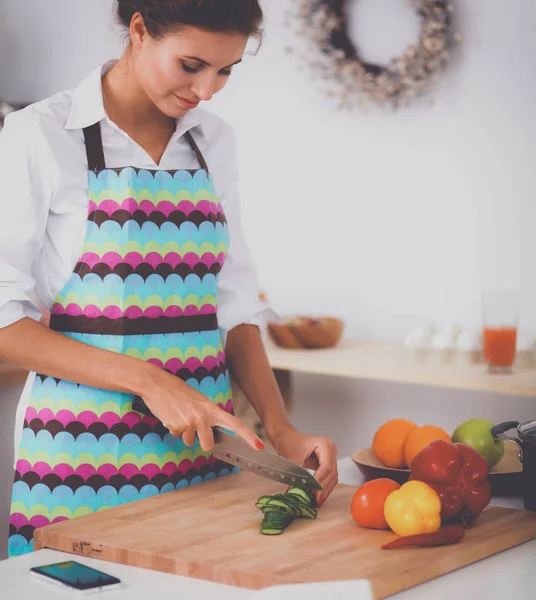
[1,0,534,340]
[211,0,536,340]
[0,0,122,102]
[0,0,534,559]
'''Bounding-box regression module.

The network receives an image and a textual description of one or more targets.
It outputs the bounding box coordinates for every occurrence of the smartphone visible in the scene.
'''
[30,560,122,595]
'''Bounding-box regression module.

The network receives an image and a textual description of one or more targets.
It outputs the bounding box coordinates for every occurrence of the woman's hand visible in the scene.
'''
[35,311,263,454]
[139,365,265,454]
[271,425,339,506]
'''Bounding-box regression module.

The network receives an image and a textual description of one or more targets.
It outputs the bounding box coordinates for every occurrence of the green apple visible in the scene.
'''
[452,418,504,467]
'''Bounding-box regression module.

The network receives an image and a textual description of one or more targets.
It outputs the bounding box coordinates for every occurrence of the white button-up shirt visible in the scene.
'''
[1,60,278,456]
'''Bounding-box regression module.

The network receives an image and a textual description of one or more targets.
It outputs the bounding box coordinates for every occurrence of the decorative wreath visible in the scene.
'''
[288,0,460,109]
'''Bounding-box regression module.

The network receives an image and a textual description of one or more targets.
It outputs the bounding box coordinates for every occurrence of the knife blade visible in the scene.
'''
[131,396,322,492]
[212,427,323,493]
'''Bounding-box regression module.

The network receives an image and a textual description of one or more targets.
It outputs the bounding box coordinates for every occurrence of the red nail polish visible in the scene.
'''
[256,440,265,450]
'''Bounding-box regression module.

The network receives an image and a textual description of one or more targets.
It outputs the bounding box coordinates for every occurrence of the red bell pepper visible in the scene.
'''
[409,440,492,525]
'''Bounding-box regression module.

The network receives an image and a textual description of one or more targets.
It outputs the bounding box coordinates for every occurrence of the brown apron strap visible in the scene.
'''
[83,122,106,172]
[83,122,208,173]
[184,129,209,173]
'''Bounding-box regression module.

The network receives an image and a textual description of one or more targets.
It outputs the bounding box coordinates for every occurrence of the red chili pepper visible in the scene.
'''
[381,524,465,550]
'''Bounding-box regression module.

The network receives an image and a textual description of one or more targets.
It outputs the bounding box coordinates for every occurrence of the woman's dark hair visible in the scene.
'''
[116,0,263,40]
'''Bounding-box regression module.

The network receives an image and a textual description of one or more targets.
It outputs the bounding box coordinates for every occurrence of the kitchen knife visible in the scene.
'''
[212,426,323,493]
[131,395,322,493]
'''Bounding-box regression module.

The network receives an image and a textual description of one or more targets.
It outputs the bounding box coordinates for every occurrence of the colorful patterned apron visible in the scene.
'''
[8,122,237,557]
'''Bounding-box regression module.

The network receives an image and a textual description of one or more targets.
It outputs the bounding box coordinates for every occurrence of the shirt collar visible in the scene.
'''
[64,60,206,138]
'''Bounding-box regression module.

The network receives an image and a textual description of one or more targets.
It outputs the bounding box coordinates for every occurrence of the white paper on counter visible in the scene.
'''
[248,579,374,599]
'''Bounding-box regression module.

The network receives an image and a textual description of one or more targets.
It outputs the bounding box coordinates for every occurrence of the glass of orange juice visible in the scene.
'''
[482,290,519,373]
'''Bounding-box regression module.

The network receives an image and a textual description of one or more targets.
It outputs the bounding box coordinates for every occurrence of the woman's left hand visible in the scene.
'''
[271,426,339,506]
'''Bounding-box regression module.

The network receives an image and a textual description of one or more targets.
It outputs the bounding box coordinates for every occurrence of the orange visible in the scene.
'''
[404,425,451,468]
[372,419,418,468]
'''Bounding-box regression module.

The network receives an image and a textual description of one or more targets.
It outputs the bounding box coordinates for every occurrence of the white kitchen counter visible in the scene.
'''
[1,457,534,600]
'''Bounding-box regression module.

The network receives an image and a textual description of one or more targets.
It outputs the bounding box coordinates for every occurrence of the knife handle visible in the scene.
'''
[132,396,223,440]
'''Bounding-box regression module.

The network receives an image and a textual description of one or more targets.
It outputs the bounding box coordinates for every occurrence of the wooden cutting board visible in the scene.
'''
[34,472,536,598]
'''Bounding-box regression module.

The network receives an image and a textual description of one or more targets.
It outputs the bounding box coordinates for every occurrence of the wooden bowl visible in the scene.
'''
[351,443,522,497]
[267,317,344,349]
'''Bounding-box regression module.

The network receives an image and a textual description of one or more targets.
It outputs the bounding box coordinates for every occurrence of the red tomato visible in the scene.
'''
[350,478,401,529]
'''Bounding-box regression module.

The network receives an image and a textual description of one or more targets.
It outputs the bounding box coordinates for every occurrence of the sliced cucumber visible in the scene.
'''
[287,486,314,504]
[260,526,284,535]
[257,503,293,516]
[276,492,317,519]
[263,512,294,527]
[256,495,271,506]
[256,486,318,535]
[293,500,317,520]
[260,510,294,535]
[270,494,303,512]
[274,493,301,507]
[264,497,300,516]
[256,501,285,512]
[263,510,293,521]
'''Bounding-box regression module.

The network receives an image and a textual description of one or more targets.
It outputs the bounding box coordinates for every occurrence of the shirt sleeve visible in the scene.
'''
[0,109,51,329]
[215,126,281,338]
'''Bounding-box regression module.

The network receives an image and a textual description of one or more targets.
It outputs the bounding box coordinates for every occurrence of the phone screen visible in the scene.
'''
[31,560,121,591]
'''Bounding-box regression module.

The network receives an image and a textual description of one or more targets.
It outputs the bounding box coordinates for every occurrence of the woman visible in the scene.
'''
[1,0,338,557]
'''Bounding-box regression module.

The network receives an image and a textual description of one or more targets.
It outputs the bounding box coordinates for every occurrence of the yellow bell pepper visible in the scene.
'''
[383,480,441,537]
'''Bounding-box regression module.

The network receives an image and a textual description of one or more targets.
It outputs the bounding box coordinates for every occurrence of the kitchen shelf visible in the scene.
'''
[2,340,535,397]
[265,338,536,398]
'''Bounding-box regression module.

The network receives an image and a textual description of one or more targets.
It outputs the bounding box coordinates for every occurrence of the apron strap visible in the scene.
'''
[83,123,106,172]
[82,122,209,173]
[184,130,209,173]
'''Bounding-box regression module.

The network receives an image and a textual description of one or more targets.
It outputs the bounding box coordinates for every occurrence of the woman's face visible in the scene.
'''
[130,15,249,117]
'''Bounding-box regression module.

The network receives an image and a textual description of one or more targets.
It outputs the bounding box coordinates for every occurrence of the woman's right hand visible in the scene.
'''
[138,366,265,454]
[0,318,263,453]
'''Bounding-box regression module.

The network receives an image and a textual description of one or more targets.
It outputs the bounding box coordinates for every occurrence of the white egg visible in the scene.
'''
[404,326,434,349]
[456,329,483,351]
[431,332,456,350]
[440,322,462,340]
[516,330,535,352]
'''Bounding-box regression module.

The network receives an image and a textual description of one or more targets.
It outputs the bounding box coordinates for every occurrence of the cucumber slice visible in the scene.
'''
[283,490,318,518]
[256,505,276,514]
[257,486,318,535]
[261,520,287,530]
[256,501,284,512]
[258,503,294,516]
[287,486,314,504]
[270,494,302,509]
[273,493,301,505]
[261,522,290,533]
[261,527,284,535]
[261,519,292,529]
[257,493,317,519]
[276,494,315,519]
[298,504,317,519]
[261,511,294,535]
[263,511,294,526]
[265,497,300,516]
[262,509,287,519]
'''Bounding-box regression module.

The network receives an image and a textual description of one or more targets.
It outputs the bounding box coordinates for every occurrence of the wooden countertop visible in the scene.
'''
[5,457,536,600]
[32,468,536,597]
[265,338,536,398]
